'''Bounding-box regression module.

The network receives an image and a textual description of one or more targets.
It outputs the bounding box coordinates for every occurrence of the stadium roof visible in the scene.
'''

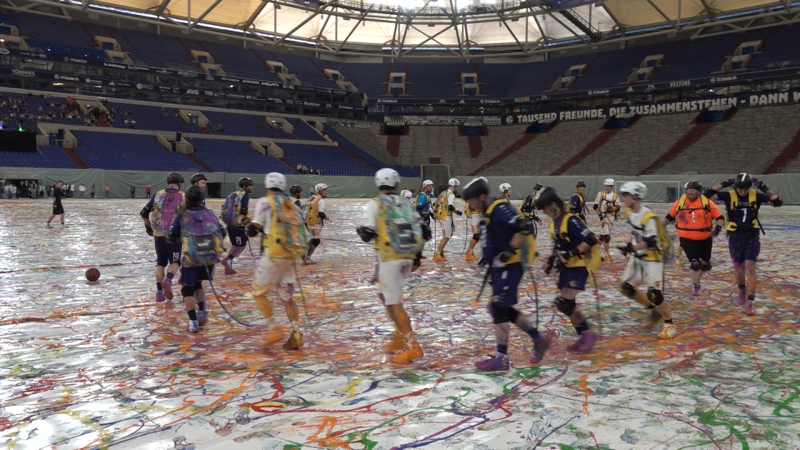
[20,0,800,58]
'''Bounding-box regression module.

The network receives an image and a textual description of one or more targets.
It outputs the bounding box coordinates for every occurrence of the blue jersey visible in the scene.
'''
[416,192,431,215]
[569,193,586,214]
[481,199,519,261]
[553,215,596,253]
[715,190,770,235]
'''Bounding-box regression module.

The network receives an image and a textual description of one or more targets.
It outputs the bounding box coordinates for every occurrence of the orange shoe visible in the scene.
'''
[385,332,406,351]
[261,329,284,347]
[465,251,477,262]
[433,252,447,262]
[392,342,423,363]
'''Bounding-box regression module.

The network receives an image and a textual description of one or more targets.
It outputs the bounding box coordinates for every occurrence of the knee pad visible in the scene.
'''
[554,296,576,316]
[310,239,321,247]
[194,281,203,290]
[690,259,703,271]
[181,284,196,298]
[618,282,636,298]
[702,261,712,272]
[472,233,480,242]
[488,303,520,324]
[600,235,611,243]
[647,288,664,306]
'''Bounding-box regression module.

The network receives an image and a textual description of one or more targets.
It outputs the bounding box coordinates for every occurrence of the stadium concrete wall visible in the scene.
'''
[1,167,798,204]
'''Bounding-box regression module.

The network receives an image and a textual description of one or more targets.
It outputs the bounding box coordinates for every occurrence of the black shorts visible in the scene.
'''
[154,236,182,267]
[227,225,248,247]
[679,237,712,263]
[52,202,64,215]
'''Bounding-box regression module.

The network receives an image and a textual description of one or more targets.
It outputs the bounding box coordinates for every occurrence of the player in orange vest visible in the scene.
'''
[663,181,724,297]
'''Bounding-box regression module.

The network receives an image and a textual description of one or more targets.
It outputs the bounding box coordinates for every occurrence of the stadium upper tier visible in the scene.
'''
[3,11,800,101]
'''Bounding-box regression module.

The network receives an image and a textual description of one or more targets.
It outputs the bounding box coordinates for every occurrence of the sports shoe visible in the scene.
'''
[691,283,701,297]
[187,320,199,333]
[736,289,746,305]
[642,307,662,330]
[262,329,284,346]
[162,278,174,300]
[46,223,53,228]
[465,251,477,262]
[392,342,424,363]
[302,258,317,265]
[474,352,509,371]
[529,335,551,364]
[61,224,68,228]
[433,252,447,262]
[566,336,583,352]
[155,291,165,303]
[283,331,304,350]
[197,310,208,326]
[221,258,236,275]
[576,330,599,353]
[385,332,406,351]
[657,324,678,340]
[745,300,755,316]
[419,254,427,260]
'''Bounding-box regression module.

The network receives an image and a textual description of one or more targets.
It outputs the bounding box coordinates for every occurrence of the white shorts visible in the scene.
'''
[622,257,663,290]
[438,217,455,238]
[252,258,296,296]
[309,224,323,239]
[379,259,413,306]
[600,220,613,236]
[470,214,481,229]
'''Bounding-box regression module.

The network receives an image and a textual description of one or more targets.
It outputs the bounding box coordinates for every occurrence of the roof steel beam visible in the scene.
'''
[188,0,224,31]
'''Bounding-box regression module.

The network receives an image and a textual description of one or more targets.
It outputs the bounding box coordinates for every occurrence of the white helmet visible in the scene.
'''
[500,183,511,192]
[315,183,328,193]
[400,189,412,199]
[264,172,287,192]
[449,178,460,187]
[422,180,433,188]
[619,181,646,199]
[375,168,400,188]
[604,178,615,186]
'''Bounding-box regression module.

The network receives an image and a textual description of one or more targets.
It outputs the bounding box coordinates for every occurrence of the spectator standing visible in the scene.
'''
[146,185,151,199]
[79,183,86,198]
[90,184,96,199]
[39,184,45,198]
[104,184,110,199]
[130,184,136,198]
[45,183,51,198]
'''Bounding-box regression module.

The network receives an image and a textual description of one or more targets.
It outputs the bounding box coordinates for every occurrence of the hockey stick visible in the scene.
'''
[205,264,262,327]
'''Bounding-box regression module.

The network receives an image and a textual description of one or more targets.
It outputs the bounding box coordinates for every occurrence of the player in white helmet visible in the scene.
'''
[499,183,512,202]
[617,182,677,340]
[301,183,329,264]
[400,189,413,200]
[432,178,463,262]
[246,172,306,350]
[464,177,487,262]
[357,169,431,363]
[593,178,621,260]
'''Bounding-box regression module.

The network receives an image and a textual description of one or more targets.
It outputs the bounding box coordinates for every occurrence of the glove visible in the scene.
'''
[755,180,769,193]
[356,226,377,243]
[318,211,327,220]
[558,248,577,261]
[711,225,722,238]
[534,215,542,224]
[544,255,557,275]
[246,223,260,237]
[145,223,153,237]
[772,197,783,207]
[455,210,463,216]
[498,250,514,263]
[593,204,599,211]
[617,243,634,256]
[598,214,604,221]
[720,177,735,188]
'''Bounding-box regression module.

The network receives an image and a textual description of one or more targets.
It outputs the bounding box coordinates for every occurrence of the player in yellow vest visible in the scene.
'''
[247,173,305,350]
[616,182,677,340]
[357,169,431,363]
[593,178,621,260]
[303,183,328,264]
[433,178,462,261]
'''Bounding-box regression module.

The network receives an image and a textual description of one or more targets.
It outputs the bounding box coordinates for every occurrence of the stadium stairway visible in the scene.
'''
[468,136,483,158]
[550,128,619,176]
[638,122,715,175]
[468,132,541,176]
[187,153,214,172]
[387,135,401,157]
[765,125,800,173]
[63,147,91,169]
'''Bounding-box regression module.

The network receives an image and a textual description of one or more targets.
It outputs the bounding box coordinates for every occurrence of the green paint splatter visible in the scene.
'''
[696,408,749,450]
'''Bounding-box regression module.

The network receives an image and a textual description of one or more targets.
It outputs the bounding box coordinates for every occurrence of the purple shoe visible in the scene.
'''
[222,258,236,275]
[155,291,165,302]
[529,335,551,364]
[745,300,755,316]
[692,284,701,297]
[474,353,510,372]
[576,330,599,353]
[736,289,746,305]
[566,337,583,352]
[162,277,174,300]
